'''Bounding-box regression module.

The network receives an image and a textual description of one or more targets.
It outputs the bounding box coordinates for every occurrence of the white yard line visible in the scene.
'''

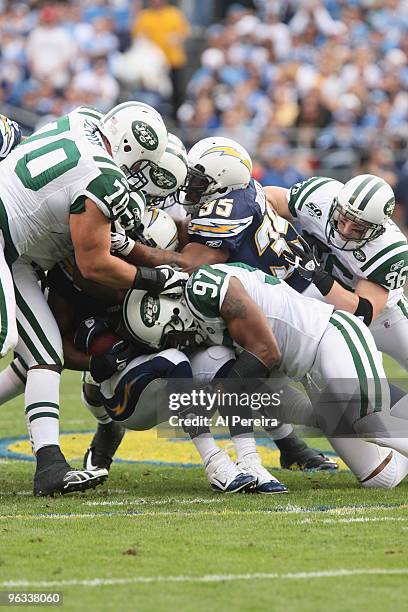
[84,497,226,507]
[1,568,408,588]
[298,516,408,525]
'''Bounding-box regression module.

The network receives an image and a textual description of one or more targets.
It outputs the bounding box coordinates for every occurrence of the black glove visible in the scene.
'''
[302,231,331,257]
[74,317,110,354]
[283,236,334,296]
[133,265,188,296]
[89,339,137,383]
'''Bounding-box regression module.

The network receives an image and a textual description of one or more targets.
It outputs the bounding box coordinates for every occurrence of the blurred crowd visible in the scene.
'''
[178,0,408,226]
[0,0,408,225]
[0,0,190,120]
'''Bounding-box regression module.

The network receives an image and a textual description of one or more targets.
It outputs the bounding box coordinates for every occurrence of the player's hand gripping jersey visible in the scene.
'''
[184,262,333,381]
[0,106,141,270]
[188,179,310,292]
[288,177,408,307]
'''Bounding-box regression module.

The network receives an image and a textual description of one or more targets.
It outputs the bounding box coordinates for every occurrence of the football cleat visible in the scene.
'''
[34,446,108,497]
[237,452,288,494]
[83,421,126,471]
[277,435,339,471]
[205,450,256,493]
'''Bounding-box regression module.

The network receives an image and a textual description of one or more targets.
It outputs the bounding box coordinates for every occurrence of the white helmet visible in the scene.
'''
[326,174,395,250]
[99,101,168,187]
[122,290,201,350]
[142,133,188,204]
[179,136,252,208]
[140,207,179,251]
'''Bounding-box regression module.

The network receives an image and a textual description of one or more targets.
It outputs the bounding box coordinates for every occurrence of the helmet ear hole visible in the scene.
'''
[124,144,132,152]
[173,307,180,315]
[218,187,228,194]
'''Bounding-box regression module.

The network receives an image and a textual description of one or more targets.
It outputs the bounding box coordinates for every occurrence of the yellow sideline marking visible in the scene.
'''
[7,430,347,469]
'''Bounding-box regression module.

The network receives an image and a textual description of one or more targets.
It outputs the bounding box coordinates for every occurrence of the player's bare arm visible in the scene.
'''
[323,277,388,321]
[264,185,291,219]
[70,198,138,289]
[124,240,229,273]
[220,277,281,368]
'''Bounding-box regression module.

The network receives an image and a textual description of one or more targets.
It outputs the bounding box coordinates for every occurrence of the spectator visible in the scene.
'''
[26,5,77,90]
[132,0,191,117]
[258,143,306,188]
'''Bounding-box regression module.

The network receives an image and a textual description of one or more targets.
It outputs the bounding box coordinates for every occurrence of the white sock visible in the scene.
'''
[25,369,60,454]
[81,389,112,425]
[192,433,220,465]
[0,361,26,405]
[233,434,257,461]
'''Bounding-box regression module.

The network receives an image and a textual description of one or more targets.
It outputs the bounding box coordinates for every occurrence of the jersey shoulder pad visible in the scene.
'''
[0,114,22,159]
[74,106,104,122]
[361,239,408,290]
[185,264,230,320]
[80,161,130,220]
[287,176,341,218]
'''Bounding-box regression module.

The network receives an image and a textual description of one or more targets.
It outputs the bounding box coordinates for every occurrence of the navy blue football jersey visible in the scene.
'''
[188,178,310,292]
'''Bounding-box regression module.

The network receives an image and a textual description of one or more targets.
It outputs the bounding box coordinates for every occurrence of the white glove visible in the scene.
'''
[155,265,189,296]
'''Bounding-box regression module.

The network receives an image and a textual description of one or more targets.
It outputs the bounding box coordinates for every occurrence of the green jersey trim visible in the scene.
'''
[70,196,86,215]
[360,240,407,273]
[77,107,103,121]
[288,177,336,217]
[366,250,408,290]
[0,196,19,264]
[185,265,229,320]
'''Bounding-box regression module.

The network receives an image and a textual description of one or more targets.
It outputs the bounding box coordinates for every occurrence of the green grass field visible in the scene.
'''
[0,358,407,612]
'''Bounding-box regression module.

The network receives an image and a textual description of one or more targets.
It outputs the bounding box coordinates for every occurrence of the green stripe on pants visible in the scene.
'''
[15,286,62,366]
[330,315,369,418]
[335,311,382,413]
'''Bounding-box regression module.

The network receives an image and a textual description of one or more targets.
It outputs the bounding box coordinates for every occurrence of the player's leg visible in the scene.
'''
[190,346,287,494]
[314,311,408,459]
[0,355,27,405]
[12,259,108,495]
[0,241,18,357]
[81,371,126,472]
[370,297,408,372]
[328,437,408,488]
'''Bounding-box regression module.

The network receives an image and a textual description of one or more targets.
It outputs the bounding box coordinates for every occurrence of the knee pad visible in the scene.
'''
[190,346,235,385]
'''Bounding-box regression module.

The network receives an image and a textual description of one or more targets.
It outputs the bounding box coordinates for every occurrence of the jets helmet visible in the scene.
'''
[122,290,202,350]
[142,133,188,205]
[140,207,179,251]
[179,136,252,209]
[99,101,168,187]
[326,174,395,250]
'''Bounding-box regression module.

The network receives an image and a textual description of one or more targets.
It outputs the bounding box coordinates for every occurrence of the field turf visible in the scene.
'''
[0,358,407,611]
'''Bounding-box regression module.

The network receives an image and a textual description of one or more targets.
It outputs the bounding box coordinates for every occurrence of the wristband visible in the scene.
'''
[133,266,165,293]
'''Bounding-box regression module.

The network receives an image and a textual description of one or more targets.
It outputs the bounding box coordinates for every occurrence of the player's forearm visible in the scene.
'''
[77,252,137,289]
[125,242,185,268]
[62,336,90,371]
[324,281,360,314]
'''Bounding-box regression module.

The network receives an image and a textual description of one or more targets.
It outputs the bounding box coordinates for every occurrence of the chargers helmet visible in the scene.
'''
[99,101,168,187]
[326,174,395,250]
[178,136,252,209]
[122,290,202,350]
[140,207,179,251]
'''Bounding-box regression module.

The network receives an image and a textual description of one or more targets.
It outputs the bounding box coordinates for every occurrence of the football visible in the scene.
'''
[89,331,121,357]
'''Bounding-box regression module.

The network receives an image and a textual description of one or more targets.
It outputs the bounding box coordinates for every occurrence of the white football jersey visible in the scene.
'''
[184,262,334,380]
[287,176,408,307]
[0,106,133,270]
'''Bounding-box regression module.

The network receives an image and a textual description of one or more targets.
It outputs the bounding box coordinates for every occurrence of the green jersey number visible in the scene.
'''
[15,117,81,192]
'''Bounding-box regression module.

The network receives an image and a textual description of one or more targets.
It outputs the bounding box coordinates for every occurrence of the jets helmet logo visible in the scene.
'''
[201,146,252,171]
[150,166,177,189]
[132,121,159,151]
[140,294,160,328]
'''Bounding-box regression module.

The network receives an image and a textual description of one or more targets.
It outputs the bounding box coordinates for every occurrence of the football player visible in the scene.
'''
[114,137,337,471]
[265,175,408,371]
[0,101,188,495]
[124,264,408,489]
